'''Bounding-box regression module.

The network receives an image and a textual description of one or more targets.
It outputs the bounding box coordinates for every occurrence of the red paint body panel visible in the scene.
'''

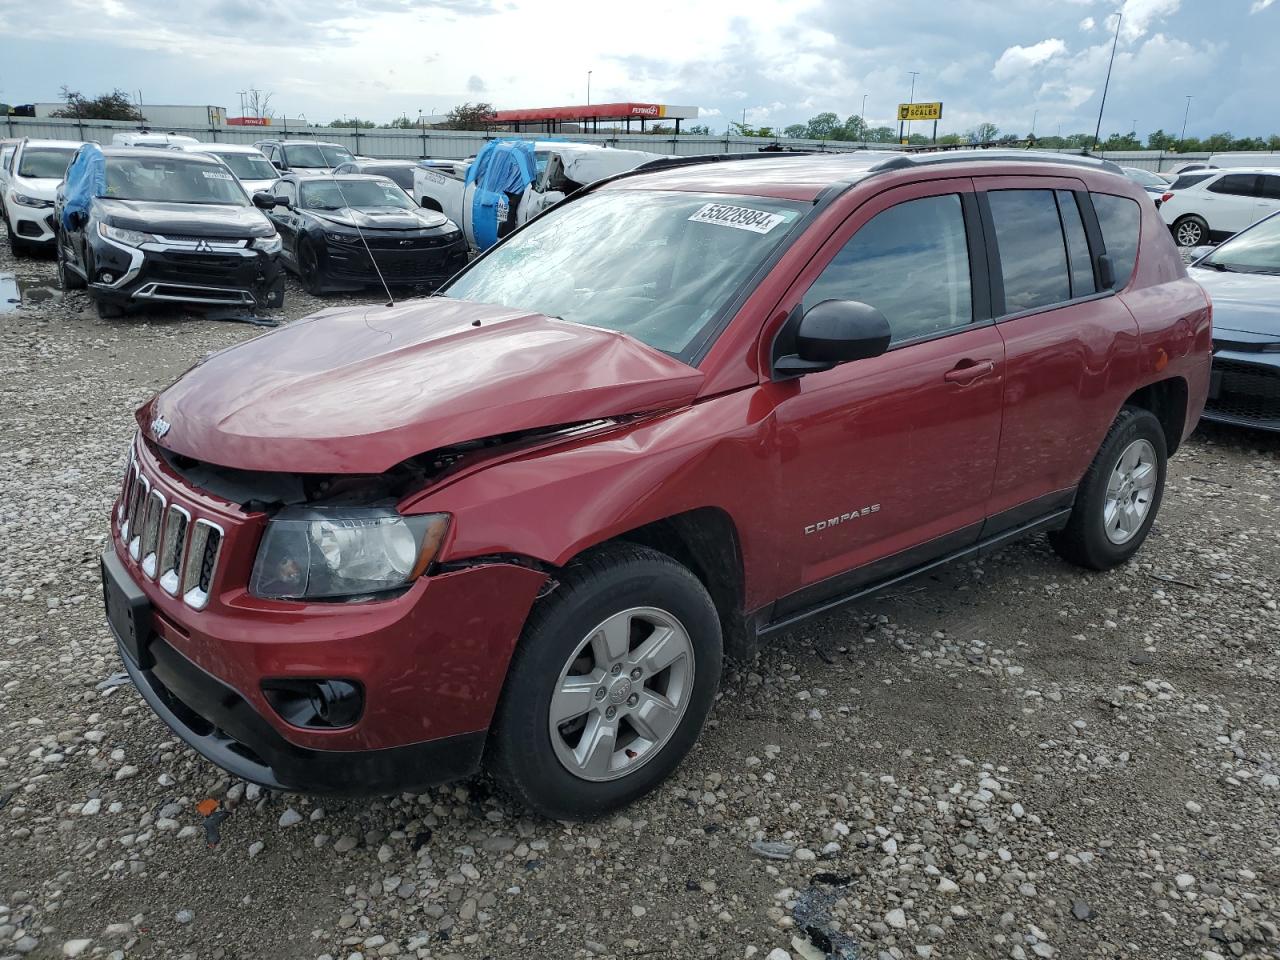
[108,153,1212,782]
[147,299,703,474]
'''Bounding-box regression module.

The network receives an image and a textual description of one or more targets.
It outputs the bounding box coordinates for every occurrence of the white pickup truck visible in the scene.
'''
[413,141,666,251]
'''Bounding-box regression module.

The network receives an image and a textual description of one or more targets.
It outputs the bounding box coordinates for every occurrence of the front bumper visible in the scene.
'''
[88,232,284,310]
[318,234,468,291]
[1202,345,1280,432]
[102,440,548,792]
[7,203,56,244]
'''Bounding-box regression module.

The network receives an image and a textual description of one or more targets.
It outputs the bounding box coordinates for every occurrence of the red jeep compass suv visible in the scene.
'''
[102,150,1210,819]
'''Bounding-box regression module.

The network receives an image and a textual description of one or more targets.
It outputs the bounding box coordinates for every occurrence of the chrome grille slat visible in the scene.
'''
[127,475,150,561]
[140,490,166,578]
[181,519,223,610]
[158,504,190,596]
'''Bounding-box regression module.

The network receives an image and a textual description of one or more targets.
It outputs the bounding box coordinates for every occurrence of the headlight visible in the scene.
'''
[325,231,360,244]
[13,193,53,208]
[249,507,450,601]
[252,233,282,254]
[99,223,155,247]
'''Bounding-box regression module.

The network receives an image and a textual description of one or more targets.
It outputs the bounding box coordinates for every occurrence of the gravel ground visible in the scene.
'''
[1,242,1278,960]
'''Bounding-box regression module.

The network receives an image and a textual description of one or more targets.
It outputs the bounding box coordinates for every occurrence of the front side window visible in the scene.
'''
[1169,173,1213,190]
[988,189,1071,314]
[273,180,296,205]
[1091,193,1142,289]
[1057,191,1097,298]
[18,146,77,179]
[319,145,355,167]
[443,189,805,360]
[1259,175,1280,201]
[103,156,249,205]
[803,194,972,345]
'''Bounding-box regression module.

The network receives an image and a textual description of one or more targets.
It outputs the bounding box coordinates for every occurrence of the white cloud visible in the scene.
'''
[992,38,1068,81]
[1251,0,1276,11]
[1118,0,1181,42]
[1079,16,1096,30]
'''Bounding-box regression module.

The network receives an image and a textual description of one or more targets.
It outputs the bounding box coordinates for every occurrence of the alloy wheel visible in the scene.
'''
[548,606,695,782]
[1176,220,1203,246]
[1103,438,1157,545]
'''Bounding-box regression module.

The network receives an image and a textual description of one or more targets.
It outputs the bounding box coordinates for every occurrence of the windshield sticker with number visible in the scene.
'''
[688,202,788,234]
[202,170,233,180]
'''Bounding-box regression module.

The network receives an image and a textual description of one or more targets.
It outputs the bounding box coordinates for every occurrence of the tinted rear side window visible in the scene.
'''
[988,189,1071,314]
[1208,174,1260,197]
[1169,173,1212,190]
[803,194,972,345]
[1056,191,1096,298]
[1260,175,1280,200]
[1091,193,1142,289]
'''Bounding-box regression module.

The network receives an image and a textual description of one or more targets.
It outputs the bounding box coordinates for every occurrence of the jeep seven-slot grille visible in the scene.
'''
[117,449,224,611]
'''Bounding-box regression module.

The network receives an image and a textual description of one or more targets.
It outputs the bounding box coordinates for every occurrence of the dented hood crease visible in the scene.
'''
[145,299,704,474]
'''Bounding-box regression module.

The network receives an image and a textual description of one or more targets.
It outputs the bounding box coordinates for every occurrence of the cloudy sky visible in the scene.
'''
[2,0,1277,139]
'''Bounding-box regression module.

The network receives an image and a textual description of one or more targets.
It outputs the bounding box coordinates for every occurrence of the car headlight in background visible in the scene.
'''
[251,233,283,254]
[250,507,450,601]
[98,223,156,247]
[12,193,53,209]
[325,231,360,244]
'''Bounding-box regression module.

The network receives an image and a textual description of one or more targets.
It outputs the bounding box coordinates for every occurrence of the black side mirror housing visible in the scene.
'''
[773,299,892,378]
[252,192,278,209]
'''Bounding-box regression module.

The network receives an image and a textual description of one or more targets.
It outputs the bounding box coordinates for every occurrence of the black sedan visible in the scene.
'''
[55,146,284,319]
[265,174,467,294]
[1188,211,1280,432]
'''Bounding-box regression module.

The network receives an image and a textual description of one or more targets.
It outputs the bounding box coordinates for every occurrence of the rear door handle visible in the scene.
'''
[944,359,996,385]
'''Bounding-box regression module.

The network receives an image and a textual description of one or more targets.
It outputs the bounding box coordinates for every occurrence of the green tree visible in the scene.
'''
[329,117,376,128]
[783,123,807,138]
[1102,132,1141,150]
[937,132,963,145]
[1147,128,1175,150]
[442,102,494,130]
[969,122,1000,143]
[49,86,142,121]
[866,126,898,143]
[383,115,419,129]
[1203,131,1233,151]
[1268,135,1280,150]
[805,111,840,140]
[840,114,867,141]
[683,123,711,135]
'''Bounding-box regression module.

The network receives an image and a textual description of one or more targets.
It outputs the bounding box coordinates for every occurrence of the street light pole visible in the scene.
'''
[587,70,592,105]
[1031,108,1038,137]
[1179,95,1192,144]
[861,93,868,142]
[906,70,919,140]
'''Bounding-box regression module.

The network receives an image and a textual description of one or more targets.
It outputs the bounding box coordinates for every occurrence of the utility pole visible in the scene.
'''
[861,93,868,142]
[587,70,592,105]
[1179,95,1192,144]
[1031,108,1038,137]
[905,70,919,141]
[1092,9,1122,152]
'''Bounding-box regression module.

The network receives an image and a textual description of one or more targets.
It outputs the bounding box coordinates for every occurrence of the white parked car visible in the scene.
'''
[413,141,665,252]
[171,141,280,195]
[1158,167,1280,247]
[2,138,84,254]
[110,132,200,148]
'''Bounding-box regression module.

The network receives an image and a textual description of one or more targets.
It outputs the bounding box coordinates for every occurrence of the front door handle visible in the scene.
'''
[944,359,995,385]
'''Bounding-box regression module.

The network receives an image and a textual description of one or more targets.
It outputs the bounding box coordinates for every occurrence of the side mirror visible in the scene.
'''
[274,195,291,209]
[774,299,892,378]
[1097,253,1116,290]
[252,192,277,209]
[1188,245,1215,263]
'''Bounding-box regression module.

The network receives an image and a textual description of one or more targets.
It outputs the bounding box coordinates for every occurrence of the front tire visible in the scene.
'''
[488,543,722,820]
[94,297,125,319]
[57,237,86,290]
[5,213,29,257]
[1050,406,1167,570]
[298,240,325,296]
[1172,215,1209,247]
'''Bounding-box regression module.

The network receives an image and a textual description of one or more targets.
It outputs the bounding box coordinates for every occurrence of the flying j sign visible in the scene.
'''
[897,102,943,122]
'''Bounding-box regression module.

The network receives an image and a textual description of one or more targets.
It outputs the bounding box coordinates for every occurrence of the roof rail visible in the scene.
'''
[631,150,821,174]
[869,149,1125,176]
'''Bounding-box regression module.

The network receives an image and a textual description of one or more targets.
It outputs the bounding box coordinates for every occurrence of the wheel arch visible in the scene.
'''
[1123,376,1189,454]
[570,507,755,662]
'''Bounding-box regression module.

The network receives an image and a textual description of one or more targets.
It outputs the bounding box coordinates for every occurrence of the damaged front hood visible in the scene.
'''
[312,207,450,231]
[146,299,705,474]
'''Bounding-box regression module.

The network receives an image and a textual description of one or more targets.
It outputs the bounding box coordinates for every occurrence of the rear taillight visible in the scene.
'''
[1160,192,1174,204]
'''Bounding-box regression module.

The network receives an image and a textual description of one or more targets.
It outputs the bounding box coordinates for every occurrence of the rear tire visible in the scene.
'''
[1172,215,1209,247]
[487,543,722,820]
[1049,406,1167,570]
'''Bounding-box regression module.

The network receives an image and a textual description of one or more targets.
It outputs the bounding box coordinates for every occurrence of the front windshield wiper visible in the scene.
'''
[1197,261,1232,272]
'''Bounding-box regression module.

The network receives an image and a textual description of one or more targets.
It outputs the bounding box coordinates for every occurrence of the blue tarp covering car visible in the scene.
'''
[464,139,538,251]
[60,143,107,231]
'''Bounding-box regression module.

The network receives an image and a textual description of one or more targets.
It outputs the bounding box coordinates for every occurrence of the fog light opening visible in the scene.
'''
[261,678,363,729]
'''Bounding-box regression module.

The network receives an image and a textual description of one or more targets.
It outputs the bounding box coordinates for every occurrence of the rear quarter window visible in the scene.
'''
[1090,193,1141,289]
[1169,173,1212,191]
